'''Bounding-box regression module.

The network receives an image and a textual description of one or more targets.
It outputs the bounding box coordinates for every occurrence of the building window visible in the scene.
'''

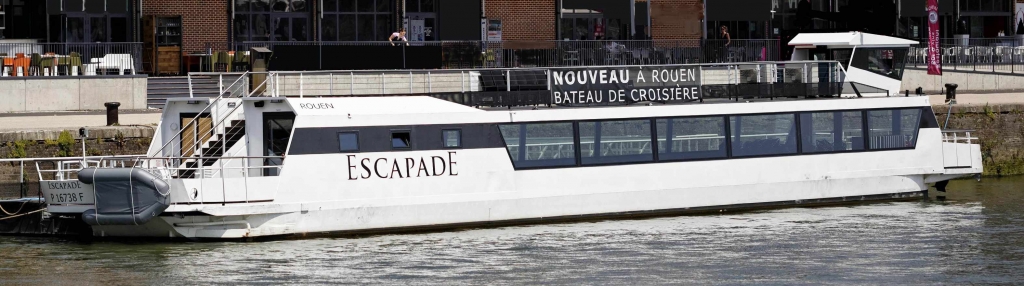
[391,130,411,149]
[338,132,359,152]
[321,0,392,41]
[730,114,798,157]
[498,123,577,169]
[657,116,728,161]
[443,129,462,148]
[235,0,310,42]
[799,111,865,153]
[579,119,653,165]
[867,109,922,150]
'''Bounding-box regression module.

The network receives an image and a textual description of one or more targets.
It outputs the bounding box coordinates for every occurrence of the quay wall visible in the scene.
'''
[936,104,1024,177]
[0,129,151,199]
[0,76,148,112]
[902,68,1024,94]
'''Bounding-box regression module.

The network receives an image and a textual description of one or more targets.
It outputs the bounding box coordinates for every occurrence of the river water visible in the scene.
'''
[2,177,1023,285]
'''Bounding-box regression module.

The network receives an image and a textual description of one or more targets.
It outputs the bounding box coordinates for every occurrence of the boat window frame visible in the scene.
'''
[391,129,413,150]
[497,120,579,170]
[655,115,730,162]
[442,129,462,149]
[865,108,923,151]
[798,110,867,154]
[337,131,360,152]
[577,118,656,166]
[728,112,800,158]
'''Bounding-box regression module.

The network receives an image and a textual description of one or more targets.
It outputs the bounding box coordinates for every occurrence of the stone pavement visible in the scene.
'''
[927,93,1024,106]
[0,110,161,132]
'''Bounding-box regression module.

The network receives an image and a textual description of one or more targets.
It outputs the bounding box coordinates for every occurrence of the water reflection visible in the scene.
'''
[2,177,1023,284]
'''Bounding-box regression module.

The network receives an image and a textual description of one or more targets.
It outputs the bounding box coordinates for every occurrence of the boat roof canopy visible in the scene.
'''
[789,32,917,49]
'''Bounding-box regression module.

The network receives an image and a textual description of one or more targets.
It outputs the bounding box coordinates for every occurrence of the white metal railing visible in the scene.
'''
[941,129,977,144]
[252,60,846,99]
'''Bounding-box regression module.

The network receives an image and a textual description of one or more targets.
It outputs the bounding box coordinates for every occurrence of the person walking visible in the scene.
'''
[389,28,409,46]
[720,26,732,62]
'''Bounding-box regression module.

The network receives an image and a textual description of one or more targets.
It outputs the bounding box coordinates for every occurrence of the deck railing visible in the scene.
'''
[250,60,852,107]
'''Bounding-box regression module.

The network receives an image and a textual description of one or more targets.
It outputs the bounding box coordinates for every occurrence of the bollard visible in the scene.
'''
[944,83,958,104]
[104,102,121,126]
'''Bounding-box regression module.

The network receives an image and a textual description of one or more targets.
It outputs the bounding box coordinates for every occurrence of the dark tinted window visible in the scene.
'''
[579,120,653,165]
[657,116,727,160]
[731,114,798,157]
[799,111,865,153]
[851,48,908,80]
[338,132,359,151]
[391,131,411,149]
[868,108,922,149]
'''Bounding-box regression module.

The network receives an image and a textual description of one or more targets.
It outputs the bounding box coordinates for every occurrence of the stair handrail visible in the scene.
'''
[154,71,250,159]
[174,72,276,172]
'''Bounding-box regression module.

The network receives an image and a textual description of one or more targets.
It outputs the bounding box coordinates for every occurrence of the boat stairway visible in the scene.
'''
[177,119,247,179]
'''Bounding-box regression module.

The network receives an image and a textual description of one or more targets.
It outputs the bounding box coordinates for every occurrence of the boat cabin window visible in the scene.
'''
[392,131,412,149]
[498,123,577,169]
[657,116,728,161]
[799,111,865,153]
[850,48,908,80]
[579,119,653,165]
[338,132,360,152]
[490,107,933,170]
[443,129,462,148]
[867,108,922,149]
[730,114,798,157]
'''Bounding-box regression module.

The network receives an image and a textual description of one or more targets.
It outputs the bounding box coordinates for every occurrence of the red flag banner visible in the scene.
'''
[927,0,942,75]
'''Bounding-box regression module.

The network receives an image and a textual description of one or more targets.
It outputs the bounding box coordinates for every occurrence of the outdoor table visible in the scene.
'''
[187,53,212,72]
[40,55,69,76]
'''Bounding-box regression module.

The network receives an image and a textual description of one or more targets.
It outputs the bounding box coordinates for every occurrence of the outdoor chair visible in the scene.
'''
[1,57,12,77]
[69,52,83,76]
[232,51,250,72]
[213,51,230,72]
[56,55,71,76]
[563,50,580,66]
[39,57,53,76]
[28,53,42,76]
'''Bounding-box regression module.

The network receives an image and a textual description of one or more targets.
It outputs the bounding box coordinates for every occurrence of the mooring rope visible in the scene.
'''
[0,200,28,216]
[0,208,45,221]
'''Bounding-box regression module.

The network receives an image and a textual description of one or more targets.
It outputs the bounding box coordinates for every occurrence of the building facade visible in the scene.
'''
[5,1,1022,52]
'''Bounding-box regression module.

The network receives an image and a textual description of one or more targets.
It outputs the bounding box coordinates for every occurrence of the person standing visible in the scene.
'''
[389,28,409,46]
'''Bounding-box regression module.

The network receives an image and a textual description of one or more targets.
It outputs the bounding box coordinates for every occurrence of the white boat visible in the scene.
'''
[36,33,983,239]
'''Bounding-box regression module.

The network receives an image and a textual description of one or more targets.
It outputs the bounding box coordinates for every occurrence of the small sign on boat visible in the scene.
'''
[40,180,95,205]
[550,66,702,106]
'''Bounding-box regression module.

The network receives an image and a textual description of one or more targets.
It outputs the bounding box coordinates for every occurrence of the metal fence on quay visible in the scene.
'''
[0,42,142,76]
[906,38,1024,74]
[205,39,779,70]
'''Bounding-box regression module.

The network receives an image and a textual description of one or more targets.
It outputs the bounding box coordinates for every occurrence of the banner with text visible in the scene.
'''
[926,0,942,75]
[550,66,702,106]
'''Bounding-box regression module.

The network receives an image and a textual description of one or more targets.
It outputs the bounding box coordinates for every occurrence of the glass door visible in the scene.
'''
[263,112,295,176]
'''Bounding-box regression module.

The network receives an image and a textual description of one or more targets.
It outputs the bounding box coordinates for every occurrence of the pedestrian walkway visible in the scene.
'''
[928,93,1024,106]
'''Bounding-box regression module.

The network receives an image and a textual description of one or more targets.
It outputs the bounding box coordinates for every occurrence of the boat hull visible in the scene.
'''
[90,174,927,239]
